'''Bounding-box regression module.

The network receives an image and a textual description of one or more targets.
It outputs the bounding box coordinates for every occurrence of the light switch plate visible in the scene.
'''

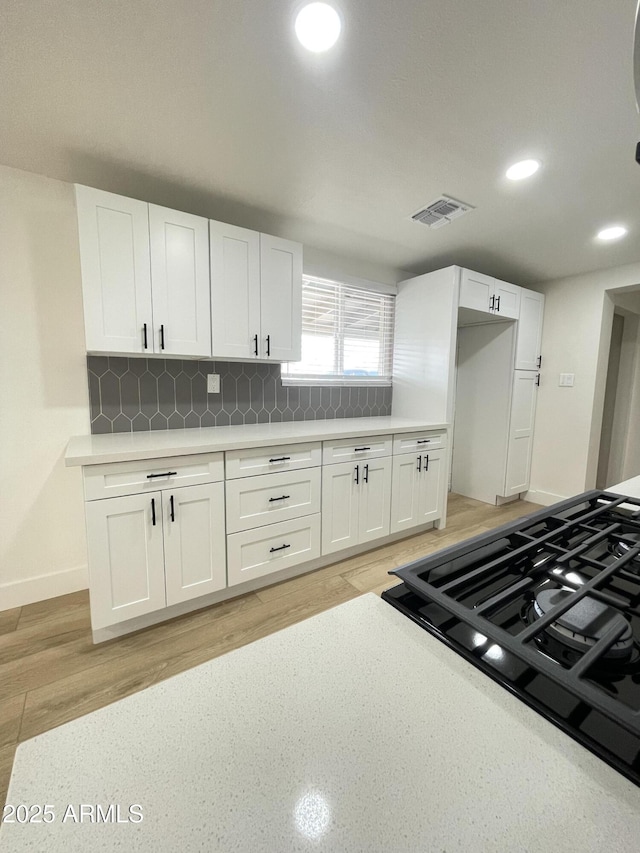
[559,373,575,387]
[207,374,220,394]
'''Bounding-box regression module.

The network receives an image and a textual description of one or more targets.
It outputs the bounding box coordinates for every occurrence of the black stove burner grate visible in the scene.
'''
[389,490,640,742]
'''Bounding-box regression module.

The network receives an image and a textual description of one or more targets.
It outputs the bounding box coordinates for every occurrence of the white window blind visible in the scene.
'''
[282,275,395,385]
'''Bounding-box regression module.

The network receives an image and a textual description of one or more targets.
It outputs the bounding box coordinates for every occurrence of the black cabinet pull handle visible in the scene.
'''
[146,471,177,479]
[270,543,291,553]
[253,333,258,357]
[417,455,422,472]
[416,439,430,445]
[354,464,359,484]
[160,324,165,350]
[536,373,541,386]
[489,295,495,311]
[364,463,369,483]
[424,454,429,471]
[143,323,148,350]
[269,494,290,502]
[170,494,175,522]
[266,334,271,357]
[495,295,501,312]
[151,497,156,526]
[536,355,542,368]
[354,446,371,452]
[269,456,291,463]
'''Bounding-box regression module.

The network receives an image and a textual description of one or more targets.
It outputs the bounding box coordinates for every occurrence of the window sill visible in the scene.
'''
[281,377,392,388]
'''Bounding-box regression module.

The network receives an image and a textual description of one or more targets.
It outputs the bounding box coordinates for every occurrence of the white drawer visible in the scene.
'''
[227,514,321,587]
[83,453,224,501]
[226,468,321,534]
[392,431,447,456]
[322,434,392,465]
[225,442,321,480]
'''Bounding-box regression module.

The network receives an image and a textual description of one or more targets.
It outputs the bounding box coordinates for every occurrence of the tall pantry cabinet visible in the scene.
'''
[391,266,544,505]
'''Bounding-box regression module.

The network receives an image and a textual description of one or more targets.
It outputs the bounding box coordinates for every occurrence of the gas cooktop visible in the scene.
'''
[383,490,640,787]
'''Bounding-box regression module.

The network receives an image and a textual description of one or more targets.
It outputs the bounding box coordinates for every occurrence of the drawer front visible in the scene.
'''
[225,442,321,480]
[226,468,321,534]
[322,434,392,465]
[84,453,224,501]
[392,431,447,456]
[227,514,321,587]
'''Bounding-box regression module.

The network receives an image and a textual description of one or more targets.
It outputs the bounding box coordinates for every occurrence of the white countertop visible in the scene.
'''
[65,417,448,466]
[608,474,640,500]
[2,594,639,852]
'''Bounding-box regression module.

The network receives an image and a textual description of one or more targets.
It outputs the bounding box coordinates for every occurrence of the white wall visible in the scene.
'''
[527,261,640,505]
[0,165,90,609]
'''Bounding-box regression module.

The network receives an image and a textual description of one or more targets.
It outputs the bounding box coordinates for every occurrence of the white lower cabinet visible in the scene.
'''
[503,371,539,496]
[390,449,446,533]
[321,457,392,556]
[85,482,226,630]
[227,514,321,586]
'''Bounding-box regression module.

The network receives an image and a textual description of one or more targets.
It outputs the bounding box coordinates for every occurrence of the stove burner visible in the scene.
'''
[611,533,640,566]
[533,589,633,661]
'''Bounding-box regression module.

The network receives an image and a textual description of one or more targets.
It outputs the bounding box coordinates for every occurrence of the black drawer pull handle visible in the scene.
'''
[536,373,541,386]
[536,355,542,368]
[266,334,271,357]
[269,456,291,463]
[495,295,501,312]
[489,295,495,310]
[160,324,165,350]
[253,333,258,356]
[270,543,291,553]
[354,446,371,452]
[269,494,290,502]
[417,455,422,472]
[151,497,156,526]
[170,494,175,522]
[416,439,431,444]
[363,463,369,483]
[143,323,148,350]
[147,471,177,479]
[424,454,429,472]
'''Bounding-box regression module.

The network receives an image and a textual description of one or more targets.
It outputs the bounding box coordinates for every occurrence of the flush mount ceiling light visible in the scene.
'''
[596,225,628,241]
[295,3,341,52]
[505,159,541,181]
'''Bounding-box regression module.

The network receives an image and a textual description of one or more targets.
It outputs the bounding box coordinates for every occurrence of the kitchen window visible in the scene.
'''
[281,275,395,386]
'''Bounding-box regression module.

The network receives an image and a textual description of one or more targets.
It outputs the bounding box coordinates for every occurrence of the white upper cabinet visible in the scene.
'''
[209,223,302,362]
[209,220,261,359]
[515,288,545,370]
[458,269,521,321]
[76,185,153,354]
[149,205,211,357]
[76,185,212,357]
[260,233,302,362]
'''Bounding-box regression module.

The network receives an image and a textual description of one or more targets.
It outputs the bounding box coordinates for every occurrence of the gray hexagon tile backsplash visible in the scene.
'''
[87,357,393,434]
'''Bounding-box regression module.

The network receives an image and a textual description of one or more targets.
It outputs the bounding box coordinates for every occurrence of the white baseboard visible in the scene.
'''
[0,565,89,611]
[523,489,569,507]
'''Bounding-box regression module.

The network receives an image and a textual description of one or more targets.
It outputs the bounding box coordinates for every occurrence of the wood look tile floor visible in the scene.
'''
[0,493,540,806]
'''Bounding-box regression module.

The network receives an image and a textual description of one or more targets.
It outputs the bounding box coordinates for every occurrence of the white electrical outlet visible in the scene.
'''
[207,374,220,394]
[559,373,575,387]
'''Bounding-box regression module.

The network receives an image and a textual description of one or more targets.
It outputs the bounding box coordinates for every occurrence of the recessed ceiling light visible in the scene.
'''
[295,3,341,52]
[596,225,628,241]
[505,159,541,181]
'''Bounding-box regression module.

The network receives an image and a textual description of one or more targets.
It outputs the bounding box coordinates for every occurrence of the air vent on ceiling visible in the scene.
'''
[410,195,475,229]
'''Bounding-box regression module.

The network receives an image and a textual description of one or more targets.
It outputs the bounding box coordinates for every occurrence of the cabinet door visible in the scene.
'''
[358,456,392,544]
[493,279,521,320]
[163,483,226,606]
[75,185,152,353]
[321,461,360,555]
[85,492,166,629]
[149,205,211,357]
[209,219,261,359]
[259,233,302,361]
[515,289,545,370]
[503,371,538,495]
[459,269,494,314]
[417,449,445,523]
[390,454,420,533]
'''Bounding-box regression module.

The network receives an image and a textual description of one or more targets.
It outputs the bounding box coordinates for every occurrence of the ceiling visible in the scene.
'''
[1,0,639,285]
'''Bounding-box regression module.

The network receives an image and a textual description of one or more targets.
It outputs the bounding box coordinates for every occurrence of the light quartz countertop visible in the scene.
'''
[2,594,639,852]
[608,474,640,500]
[65,416,448,466]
